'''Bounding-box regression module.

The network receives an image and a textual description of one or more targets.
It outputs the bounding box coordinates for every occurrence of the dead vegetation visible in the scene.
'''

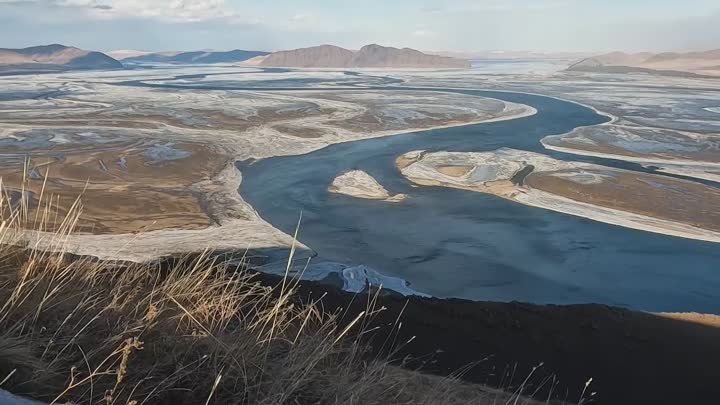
[0,177,551,404]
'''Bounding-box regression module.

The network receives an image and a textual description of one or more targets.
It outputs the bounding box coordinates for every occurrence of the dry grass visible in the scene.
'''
[0,175,550,405]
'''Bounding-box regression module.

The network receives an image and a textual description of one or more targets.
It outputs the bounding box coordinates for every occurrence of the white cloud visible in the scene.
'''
[1,0,718,53]
[56,0,243,23]
[424,0,578,14]
[291,12,313,22]
[412,29,433,38]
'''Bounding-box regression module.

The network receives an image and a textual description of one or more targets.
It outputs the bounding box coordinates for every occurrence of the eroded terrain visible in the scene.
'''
[0,67,532,260]
[398,69,720,182]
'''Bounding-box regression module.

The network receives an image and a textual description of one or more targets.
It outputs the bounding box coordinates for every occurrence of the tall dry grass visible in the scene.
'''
[0,173,551,405]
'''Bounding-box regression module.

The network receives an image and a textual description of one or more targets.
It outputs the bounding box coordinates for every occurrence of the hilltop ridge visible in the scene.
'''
[258,43,471,68]
[0,44,122,71]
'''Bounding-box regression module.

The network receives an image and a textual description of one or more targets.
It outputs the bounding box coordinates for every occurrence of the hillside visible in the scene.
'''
[568,49,720,76]
[122,49,270,64]
[0,44,122,71]
[258,44,354,68]
[0,191,542,405]
[259,44,471,68]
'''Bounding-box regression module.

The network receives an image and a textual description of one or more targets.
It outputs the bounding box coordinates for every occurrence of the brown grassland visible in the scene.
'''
[0,178,552,404]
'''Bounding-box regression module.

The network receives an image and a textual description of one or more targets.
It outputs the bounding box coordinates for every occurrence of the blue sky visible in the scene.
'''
[1,0,719,52]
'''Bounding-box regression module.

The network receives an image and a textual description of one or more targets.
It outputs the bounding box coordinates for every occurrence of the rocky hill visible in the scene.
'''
[259,44,470,68]
[0,44,122,71]
[258,45,354,68]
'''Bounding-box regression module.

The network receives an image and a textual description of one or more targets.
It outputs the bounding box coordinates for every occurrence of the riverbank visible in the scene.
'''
[542,141,720,183]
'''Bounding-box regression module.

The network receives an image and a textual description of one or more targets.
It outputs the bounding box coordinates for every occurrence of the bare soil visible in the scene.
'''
[0,142,227,233]
[527,170,720,232]
[436,165,474,177]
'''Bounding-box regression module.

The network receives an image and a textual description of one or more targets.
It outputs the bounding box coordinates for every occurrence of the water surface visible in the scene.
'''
[238,90,720,313]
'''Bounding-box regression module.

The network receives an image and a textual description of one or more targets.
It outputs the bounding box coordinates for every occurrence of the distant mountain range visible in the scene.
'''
[567,50,720,77]
[0,44,122,72]
[256,44,471,68]
[120,49,270,64]
[434,50,594,60]
[5,43,720,76]
[0,43,470,71]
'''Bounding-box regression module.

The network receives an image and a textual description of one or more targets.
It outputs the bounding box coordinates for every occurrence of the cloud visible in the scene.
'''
[1,0,718,53]
[412,29,433,38]
[423,0,578,14]
[291,12,313,22]
[53,0,244,23]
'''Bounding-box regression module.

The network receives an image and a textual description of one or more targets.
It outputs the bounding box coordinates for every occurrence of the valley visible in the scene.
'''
[0,62,718,312]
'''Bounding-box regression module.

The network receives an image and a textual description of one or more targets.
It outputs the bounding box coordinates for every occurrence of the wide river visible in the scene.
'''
[235,87,720,314]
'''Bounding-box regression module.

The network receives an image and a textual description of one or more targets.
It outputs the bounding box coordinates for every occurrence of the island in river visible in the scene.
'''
[398,148,720,243]
[329,170,406,202]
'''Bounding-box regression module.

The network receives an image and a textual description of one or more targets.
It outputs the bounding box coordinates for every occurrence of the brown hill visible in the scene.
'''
[568,49,720,77]
[0,44,122,72]
[258,45,354,68]
[259,44,470,69]
[351,44,470,68]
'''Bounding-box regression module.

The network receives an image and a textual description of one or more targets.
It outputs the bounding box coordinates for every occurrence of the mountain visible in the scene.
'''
[567,50,720,77]
[107,49,151,60]
[258,44,470,68]
[0,44,122,71]
[122,49,270,64]
[258,45,354,68]
[352,44,470,68]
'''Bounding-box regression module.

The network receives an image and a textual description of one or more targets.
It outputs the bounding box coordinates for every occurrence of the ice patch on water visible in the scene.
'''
[263,261,429,297]
[321,263,429,297]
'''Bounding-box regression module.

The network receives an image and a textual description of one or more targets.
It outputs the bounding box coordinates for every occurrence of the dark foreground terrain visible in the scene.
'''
[250,267,720,405]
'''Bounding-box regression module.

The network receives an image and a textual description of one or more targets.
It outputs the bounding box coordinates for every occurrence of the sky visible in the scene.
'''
[1,0,719,53]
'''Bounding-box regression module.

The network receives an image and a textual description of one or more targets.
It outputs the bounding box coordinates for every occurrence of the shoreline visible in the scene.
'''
[21,163,307,262]
[541,141,720,183]
[239,96,538,161]
[396,84,619,124]
[399,148,720,244]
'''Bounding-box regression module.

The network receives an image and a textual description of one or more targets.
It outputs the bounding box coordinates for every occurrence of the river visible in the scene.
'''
[237,89,720,314]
